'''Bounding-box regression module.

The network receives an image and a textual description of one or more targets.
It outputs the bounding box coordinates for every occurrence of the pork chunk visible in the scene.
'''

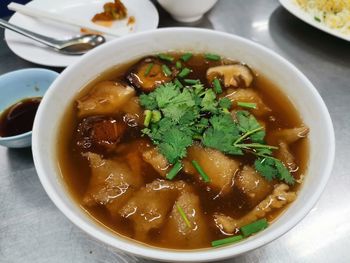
[226,88,271,116]
[276,141,298,172]
[76,116,127,152]
[271,126,309,144]
[82,152,142,215]
[142,147,170,177]
[77,81,135,117]
[235,165,273,206]
[186,144,240,195]
[162,189,209,248]
[119,180,186,239]
[214,184,296,233]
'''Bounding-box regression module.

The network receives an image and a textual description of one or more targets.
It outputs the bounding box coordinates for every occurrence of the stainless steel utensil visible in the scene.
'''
[0,18,105,55]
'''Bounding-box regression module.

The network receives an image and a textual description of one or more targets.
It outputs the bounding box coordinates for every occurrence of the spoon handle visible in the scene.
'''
[0,18,60,49]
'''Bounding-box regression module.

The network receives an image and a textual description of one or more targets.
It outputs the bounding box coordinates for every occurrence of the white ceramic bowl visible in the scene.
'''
[32,28,334,262]
[157,0,218,22]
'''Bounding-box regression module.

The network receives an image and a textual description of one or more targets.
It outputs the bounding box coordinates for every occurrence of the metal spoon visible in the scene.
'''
[0,18,105,55]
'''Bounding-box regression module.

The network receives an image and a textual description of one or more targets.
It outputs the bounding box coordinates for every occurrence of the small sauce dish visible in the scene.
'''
[0,68,59,148]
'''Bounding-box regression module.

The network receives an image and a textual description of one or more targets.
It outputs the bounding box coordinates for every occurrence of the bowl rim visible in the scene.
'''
[0,68,59,142]
[32,27,335,262]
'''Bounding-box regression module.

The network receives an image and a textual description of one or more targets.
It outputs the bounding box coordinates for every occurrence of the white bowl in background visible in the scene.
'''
[157,0,218,22]
[32,28,334,262]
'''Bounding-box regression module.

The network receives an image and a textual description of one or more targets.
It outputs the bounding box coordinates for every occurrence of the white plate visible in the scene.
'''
[5,0,159,67]
[279,0,350,42]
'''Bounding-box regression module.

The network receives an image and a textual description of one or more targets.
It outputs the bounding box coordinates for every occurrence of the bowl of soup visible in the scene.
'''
[32,28,334,262]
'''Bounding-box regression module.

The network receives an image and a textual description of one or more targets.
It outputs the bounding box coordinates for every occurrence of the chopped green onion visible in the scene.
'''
[314,16,321,22]
[192,134,202,140]
[162,64,172,77]
[211,235,243,247]
[143,110,152,127]
[205,53,221,61]
[192,160,210,182]
[178,68,191,78]
[166,161,183,180]
[240,218,268,237]
[237,102,257,109]
[174,78,183,88]
[176,61,182,69]
[144,63,154,77]
[176,203,191,228]
[151,110,161,123]
[184,79,200,85]
[181,52,193,62]
[213,78,222,94]
[158,53,174,62]
[235,143,278,150]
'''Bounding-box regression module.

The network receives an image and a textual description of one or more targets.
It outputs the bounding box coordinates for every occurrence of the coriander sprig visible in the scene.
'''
[139,78,295,185]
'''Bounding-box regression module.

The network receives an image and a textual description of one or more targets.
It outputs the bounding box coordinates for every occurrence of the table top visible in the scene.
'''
[1,0,350,262]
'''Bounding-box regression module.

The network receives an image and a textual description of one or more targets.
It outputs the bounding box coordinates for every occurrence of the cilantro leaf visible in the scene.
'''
[219,97,232,109]
[235,110,265,143]
[254,157,295,185]
[154,82,180,108]
[202,114,242,155]
[200,89,218,113]
[275,160,295,185]
[158,128,193,163]
[161,88,196,121]
[139,93,157,110]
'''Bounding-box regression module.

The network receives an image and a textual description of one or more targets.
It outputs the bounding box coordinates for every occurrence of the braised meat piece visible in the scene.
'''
[161,189,209,248]
[82,152,143,216]
[119,180,187,239]
[77,81,135,117]
[76,116,126,152]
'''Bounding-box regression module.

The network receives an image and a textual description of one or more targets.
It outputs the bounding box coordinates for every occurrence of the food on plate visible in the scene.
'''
[92,0,128,22]
[295,0,350,34]
[0,97,41,137]
[57,52,309,249]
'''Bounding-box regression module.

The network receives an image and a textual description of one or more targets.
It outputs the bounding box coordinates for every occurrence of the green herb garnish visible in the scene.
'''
[144,63,154,76]
[181,52,193,62]
[178,68,191,78]
[143,110,152,127]
[211,235,243,247]
[254,157,294,184]
[158,53,174,62]
[240,219,268,237]
[314,16,321,22]
[166,161,183,180]
[139,78,294,185]
[151,110,161,123]
[174,78,183,88]
[237,102,257,109]
[176,203,192,228]
[192,160,210,182]
[212,78,222,94]
[219,97,232,110]
[184,79,199,85]
[162,64,172,77]
[205,53,221,61]
[176,60,182,69]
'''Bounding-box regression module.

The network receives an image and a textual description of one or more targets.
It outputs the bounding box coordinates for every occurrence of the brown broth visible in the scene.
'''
[57,53,309,249]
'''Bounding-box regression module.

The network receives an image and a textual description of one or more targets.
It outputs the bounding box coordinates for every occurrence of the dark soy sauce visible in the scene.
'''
[0,97,41,137]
